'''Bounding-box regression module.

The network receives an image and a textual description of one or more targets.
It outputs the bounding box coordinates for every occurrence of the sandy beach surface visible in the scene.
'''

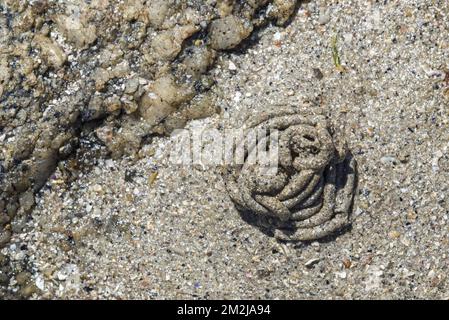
[1,0,448,299]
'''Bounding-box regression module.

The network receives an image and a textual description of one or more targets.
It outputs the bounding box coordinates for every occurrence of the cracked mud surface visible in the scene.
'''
[1,0,449,299]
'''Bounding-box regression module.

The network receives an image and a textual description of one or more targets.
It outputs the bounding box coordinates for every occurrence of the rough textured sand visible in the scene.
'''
[1,0,449,299]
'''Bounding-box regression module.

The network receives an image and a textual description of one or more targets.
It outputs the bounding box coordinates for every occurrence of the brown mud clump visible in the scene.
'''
[0,1,299,287]
[225,108,357,241]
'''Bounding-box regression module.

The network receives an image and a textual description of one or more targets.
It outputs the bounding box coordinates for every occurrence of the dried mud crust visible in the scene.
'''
[0,0,299,256]
[225,108,357,241]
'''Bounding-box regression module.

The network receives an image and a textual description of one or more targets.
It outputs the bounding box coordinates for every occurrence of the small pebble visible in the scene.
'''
[228,61,237,71]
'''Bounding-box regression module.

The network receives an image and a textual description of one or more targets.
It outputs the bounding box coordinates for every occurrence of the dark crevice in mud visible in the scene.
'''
[0,0,302,298]
[231,0,306,55]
